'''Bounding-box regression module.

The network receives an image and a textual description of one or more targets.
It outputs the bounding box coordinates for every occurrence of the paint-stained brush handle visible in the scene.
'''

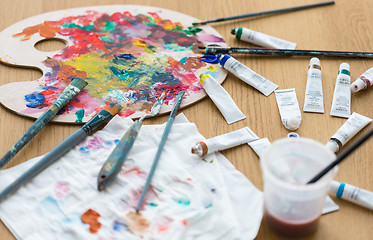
[97,120,143,191]
[0,102,122,203]
[136,90,185,212]
[0,77,87,169]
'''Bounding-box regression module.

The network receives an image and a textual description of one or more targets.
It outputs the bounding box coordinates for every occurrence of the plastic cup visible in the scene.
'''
[260,137,337,238]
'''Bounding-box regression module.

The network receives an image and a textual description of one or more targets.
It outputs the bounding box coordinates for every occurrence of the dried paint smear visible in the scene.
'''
[124,211,150,236]
[81,209,102,233]
[12,10,224,118]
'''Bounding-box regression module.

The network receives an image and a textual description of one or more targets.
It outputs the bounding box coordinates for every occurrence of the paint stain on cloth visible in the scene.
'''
[124,211,150,236]
[81,209,102,233]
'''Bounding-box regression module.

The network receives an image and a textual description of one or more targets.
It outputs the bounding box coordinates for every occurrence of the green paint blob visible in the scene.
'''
[104,21,117,31]
[62,23,94,31]
[184,27,202,36]
[177,199,191,206]
[75,109,85,123]
[149,202,158,207]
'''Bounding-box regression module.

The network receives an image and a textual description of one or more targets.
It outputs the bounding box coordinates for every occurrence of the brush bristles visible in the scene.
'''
[102,102,123,115]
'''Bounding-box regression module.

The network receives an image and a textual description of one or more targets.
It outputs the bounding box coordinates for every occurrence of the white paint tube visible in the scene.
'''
[330,180,373,211]
[330,63,351,118]
[247,138,271,158]
[218,54,278,96]
[351,67,373,92]
[303,57,324,113]
[274,88,302,131]
[231,27,296,50]
[200,73,246,124]
[325,112,372,152]
[191,127,259,157]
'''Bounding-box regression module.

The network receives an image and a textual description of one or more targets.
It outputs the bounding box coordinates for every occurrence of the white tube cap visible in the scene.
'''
[286,117,301,130]
[351,79,366,92]
[326,140,339,153]
[310,57,320,66]
[339,62,350,71]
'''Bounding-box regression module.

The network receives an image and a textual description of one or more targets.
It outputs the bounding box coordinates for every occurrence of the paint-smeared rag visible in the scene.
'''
[0,114,262,240]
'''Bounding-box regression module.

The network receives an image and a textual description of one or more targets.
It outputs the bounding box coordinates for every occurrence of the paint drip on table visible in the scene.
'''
[0,6,228,122]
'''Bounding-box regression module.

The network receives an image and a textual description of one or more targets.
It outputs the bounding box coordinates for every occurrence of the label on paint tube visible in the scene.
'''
[275,89,302,131]
[218,54,278,96]
[351,67,373,92]
[330,180,373,211]
[303,57,324,113]
[191,127,259,157]
[247,138,271,158]
[330,63,351,118]
[200,73,246,124]
[231,27,297,50]
[326,112,372,152]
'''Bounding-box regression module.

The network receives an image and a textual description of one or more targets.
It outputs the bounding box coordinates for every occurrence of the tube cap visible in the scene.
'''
[287,117,300,130]
[310,57,320,66]
[218,54,231,67]
[350,79,366,92]
[339,62,350,71]
[326,140,339,153]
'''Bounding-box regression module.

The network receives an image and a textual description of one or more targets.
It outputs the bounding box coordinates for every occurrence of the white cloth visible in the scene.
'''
[0,114,263,240]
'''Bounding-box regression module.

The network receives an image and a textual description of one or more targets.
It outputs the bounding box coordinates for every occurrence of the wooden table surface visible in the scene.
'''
[0,0,372,239]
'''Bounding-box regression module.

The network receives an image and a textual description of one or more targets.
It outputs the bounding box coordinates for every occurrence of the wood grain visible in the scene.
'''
[1,0,372,239]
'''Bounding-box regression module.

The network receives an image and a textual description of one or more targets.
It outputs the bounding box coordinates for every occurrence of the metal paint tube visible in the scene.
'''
[274,88,302,131]
[191,127,259,157]
[231,27,296,50]
[247,138,271,158]
[303,57,324,113]
[330,180,373,211]
[200,73,246,124]
[218,54,278,96]
[330,63,351,118]
[351,67,373,92]
[325,112,372,152]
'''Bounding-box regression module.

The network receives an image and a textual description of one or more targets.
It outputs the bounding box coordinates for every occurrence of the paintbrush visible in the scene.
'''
[200,46,373,59]
[97,92,167,191]
[0,102,122,203]
[307,127,373,184]
[135,91,185,213]
[0,77,88,169]
[192,1,334,26]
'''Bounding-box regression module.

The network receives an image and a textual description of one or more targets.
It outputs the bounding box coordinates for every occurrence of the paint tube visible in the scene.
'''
[274,89,302,131]
[303,57,324,113]
[191,127,259,157]
[200,73,246,124]
[325,112,372,152]
[218,54,278,96]
[247,138,271,158]
[351,67,373,92]
[330,180,373,211]
[330,63,351,118]
[231,27,296,50]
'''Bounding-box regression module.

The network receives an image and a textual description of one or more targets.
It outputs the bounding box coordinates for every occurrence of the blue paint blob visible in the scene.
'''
[118,54,136,60]
[25,91,47,109]
[114,139,120,144]
[113,220,128,232]
[37,196,64,217]
[79,146,89,154]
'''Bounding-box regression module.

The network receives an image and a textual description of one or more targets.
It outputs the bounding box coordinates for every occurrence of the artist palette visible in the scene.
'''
[0,5,228,123]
